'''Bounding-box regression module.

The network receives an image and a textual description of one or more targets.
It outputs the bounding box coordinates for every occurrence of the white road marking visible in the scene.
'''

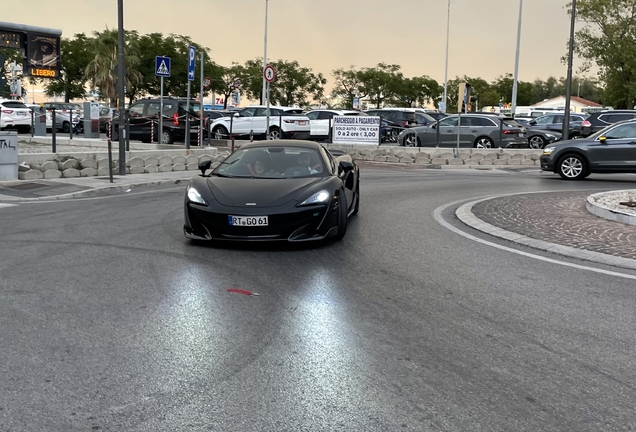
[434,198,636,281]
[0,203,18,209]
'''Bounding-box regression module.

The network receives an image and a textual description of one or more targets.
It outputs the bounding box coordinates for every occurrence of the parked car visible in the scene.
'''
[99,107,118,132]
[209,106,311,140]
[111,97,202,144]
[526,129,562,149]
[581,110,636,137]
[41,102,81,133]
[526,113,588,142]
[398,113,528,148]
[365,108,418,128]
[0,100,32,132]
[540,118,636,180]
[305,109,367,141]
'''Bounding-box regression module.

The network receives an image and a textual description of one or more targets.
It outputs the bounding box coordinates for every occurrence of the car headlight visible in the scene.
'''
[543,147,555,155]
[187,185,207,205]
[298,189,330,206]
[545,134,556,139]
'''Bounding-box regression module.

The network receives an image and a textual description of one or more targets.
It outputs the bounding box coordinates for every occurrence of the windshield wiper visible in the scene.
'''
[213,172,232,178]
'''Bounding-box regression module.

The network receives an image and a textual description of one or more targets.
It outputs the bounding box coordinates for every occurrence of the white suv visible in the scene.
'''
[209,106,310,140]
[0,100,32,132]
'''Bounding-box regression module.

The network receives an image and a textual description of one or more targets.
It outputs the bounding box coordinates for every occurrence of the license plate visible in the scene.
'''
[518,133,525,137]
[228,216,268,226]
[298,121,307,125]
[17,112,26,116]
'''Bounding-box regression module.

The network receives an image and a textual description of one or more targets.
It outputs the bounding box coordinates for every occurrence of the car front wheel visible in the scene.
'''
[557,154,588,180]
[474,137,494,148]
[529,135,546,149]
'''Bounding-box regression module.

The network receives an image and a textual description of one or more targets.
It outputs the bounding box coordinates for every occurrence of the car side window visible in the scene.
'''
[128,104,144,117]
[305,111,319,120]
[604,123,636,139]
[100,108,109,116]
[602,114,631,123]
[147,103,161,116]
[439,116,458,127]
[240,108,256,117]
[534,115,553,124]
[318,112,334,120]
[320,146,336,173]
[554,115,564,123]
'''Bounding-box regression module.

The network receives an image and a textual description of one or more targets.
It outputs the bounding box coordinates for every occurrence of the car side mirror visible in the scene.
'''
[199,160,212,176]
[599,136,607,144]
[339,160,354,173]
[233,112,240,117]
[529,120,537,125]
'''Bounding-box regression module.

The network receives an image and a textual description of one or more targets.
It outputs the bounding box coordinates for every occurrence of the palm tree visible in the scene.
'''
[85,28,142,107]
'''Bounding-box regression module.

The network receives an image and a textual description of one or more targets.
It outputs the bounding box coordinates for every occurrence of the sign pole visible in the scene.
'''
[456,112,461,158]
[185,79,191,149]
[200,52,204,146]
[266,82,270,138]
[159,76,163,144]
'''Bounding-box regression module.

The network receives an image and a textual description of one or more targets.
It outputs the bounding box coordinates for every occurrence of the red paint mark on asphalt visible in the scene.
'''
[227,288,253,295]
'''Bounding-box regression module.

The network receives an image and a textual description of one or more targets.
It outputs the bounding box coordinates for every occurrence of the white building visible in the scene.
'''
[531,96,605,113]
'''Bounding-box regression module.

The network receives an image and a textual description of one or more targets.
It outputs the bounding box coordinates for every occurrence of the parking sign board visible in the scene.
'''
[155,56,171,77]
[332,115,381,145]
[187,46,196,81]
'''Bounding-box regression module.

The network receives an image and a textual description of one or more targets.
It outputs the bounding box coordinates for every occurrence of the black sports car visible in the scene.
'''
[183,140,360,242]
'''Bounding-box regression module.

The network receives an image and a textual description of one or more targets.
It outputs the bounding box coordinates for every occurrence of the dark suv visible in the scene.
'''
[366,109,418,128]
[581,110,636,137]
[113,97,202,144]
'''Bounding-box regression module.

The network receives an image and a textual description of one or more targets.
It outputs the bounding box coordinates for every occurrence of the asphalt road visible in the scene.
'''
[2,167,636,431]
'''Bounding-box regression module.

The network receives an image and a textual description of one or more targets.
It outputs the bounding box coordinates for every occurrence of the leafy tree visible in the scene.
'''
[241,58,326,107]
[127,33,220,103]
[44,33,94,102]
[358,63,401,108]
[390,75,441,107]
[214,63,246,109]
[331,66,365,108]
[84,28,143,106]
[570,0,636,108]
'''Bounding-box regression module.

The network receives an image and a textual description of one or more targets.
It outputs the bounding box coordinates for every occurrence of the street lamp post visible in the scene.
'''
[116,0,126,175]
[511,0,523,118]
[562,0,577,139]
[261,0,269,106]
[442,0,451,113]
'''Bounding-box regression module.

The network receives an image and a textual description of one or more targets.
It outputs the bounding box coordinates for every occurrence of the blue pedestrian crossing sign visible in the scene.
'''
[155,56,171,77]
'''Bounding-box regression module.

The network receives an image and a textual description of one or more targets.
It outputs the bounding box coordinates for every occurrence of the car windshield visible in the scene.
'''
[213,146,326,179]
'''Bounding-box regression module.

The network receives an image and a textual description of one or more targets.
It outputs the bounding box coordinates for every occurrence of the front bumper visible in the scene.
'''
[539,155,556,171]
[501,137,530,148]
[184,201,339,242]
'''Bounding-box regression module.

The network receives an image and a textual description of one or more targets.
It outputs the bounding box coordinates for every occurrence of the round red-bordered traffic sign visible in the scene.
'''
[264,65,276,83]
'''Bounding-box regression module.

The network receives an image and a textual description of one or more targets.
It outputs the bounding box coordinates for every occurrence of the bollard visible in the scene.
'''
[151,120,154,143]
[250,129,253,142]
[51,109,57,153]
[125,117,130,151]
[30,110,34,137]
[107,121,112,141]
[69,112,73,140]
[197,125,201,146]
[107,138,114,183]
[206,115,211,147]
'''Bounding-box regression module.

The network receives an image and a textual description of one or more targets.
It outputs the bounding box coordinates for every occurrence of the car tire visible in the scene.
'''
[212,126,228,140]
[474,136,494,148]
[62,121,70,133]
[333,192,348,241]
[528,135,546,149]
[403,132,419,147]
[161,130,173,144]
[267,127,282,140]
[557,153,588,180]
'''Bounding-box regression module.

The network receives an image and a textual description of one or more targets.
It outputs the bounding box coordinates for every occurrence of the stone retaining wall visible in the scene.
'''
[323,144,544,166]
[18,151,228,180]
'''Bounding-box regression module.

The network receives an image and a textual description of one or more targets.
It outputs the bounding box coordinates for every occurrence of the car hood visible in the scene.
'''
[206,176,323,207]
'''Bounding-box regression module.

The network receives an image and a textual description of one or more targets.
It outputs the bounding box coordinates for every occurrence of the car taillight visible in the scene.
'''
[581,120,591,127]
[401,120,408,126]
[173,113,179,125]
[1,110,13,114]
[502,130,517,134]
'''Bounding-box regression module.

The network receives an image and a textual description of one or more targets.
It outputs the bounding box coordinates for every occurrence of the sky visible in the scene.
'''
[13,0,586,93]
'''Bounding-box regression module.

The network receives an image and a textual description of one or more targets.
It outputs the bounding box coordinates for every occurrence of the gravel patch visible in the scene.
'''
[18,142,102,154]
[589,189,636,215]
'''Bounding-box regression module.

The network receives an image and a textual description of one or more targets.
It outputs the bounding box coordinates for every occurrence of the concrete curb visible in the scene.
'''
[456,196,636,271]
[0,177,191,203]
[586,190,636,227]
